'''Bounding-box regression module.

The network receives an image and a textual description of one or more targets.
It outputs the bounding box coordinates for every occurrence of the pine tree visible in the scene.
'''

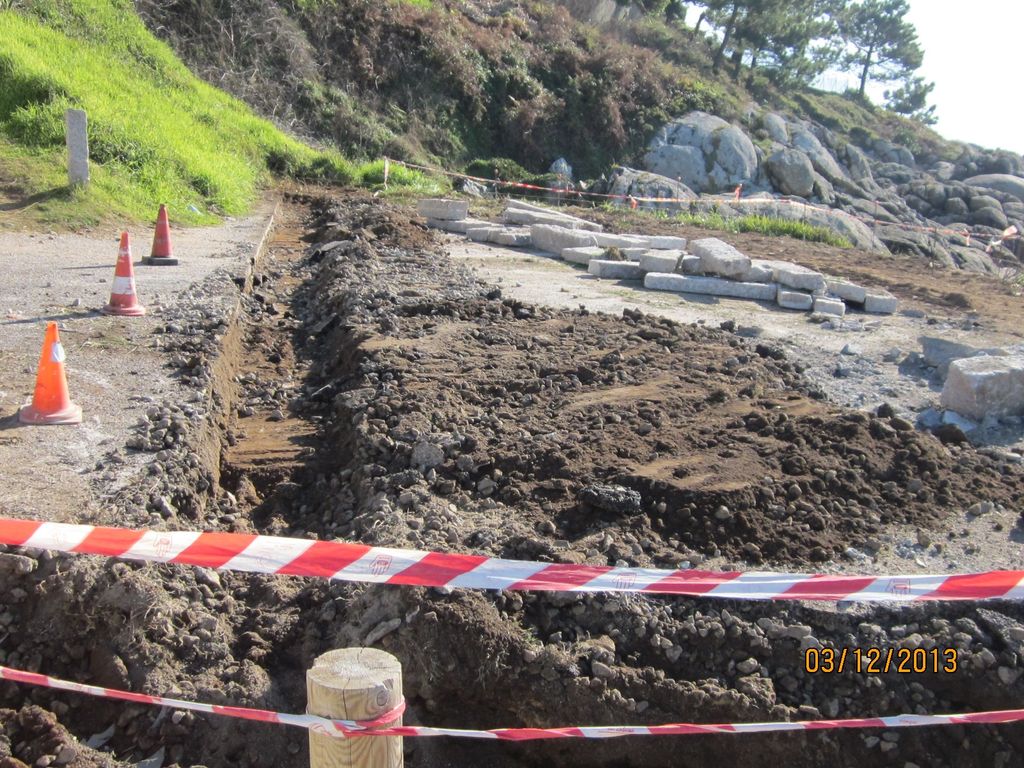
[838,0,923,96]
[885,76,938,124]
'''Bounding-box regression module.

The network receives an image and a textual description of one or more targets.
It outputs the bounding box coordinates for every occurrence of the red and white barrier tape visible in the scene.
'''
[2,664,1023,740]
[3,518,1024,602]
[390,158,1023,247]
[0,665,403,738]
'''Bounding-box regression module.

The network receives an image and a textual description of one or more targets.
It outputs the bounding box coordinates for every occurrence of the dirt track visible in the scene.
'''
[2,193,1024,768]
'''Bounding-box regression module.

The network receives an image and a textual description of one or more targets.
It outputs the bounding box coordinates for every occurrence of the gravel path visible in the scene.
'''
[0,204,276,524]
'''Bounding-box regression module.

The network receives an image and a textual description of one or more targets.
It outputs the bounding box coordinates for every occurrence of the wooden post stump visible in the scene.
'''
[307,648,403,768]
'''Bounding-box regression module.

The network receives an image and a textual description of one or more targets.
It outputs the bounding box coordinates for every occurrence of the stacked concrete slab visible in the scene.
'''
[776,288,813,311]
[638,250,683,273]
[589,260,645,279]
[645,273,778,301]
[427,217,492,234]
[641,236,897,316]
[466,225,532,246]
[418,198,469,220]
[417,198,898,317]
[531,224,599,253]
[420,198,534,247]
[501,199,603,231]
[691,238,751,279]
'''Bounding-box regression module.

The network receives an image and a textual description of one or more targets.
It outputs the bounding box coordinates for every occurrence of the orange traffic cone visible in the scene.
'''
[102,231,146,317]
[19,322,82,425]
[146,204,178,266]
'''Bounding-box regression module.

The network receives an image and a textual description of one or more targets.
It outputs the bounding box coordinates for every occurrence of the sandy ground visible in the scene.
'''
[0,203,276,525]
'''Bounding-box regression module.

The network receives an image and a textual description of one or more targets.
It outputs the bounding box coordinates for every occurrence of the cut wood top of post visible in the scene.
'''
[307,648,403,721]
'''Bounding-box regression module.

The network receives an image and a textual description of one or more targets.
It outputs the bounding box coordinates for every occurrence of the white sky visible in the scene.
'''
[905,0,1024,154]
[691,1,1024,155]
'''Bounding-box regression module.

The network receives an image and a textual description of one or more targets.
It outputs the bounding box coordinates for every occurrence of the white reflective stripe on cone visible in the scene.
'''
[111,276,136,295]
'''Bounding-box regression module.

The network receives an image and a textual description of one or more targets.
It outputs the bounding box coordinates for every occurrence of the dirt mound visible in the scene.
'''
[297,198,1022,569]
[2,193,1024,768]
[0,706,121,768]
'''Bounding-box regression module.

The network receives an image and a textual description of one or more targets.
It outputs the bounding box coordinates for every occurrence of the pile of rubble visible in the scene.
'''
[419,198,898,318]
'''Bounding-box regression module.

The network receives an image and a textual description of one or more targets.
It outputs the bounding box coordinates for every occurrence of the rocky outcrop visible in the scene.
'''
[555,0,643,24]
[740,199,886,252]
[644,112,758,193]
[605,167,696,208]
[765,149,815,197]
[790,124,848,184]
[964,174,1024,202]
[633,109,1024,272]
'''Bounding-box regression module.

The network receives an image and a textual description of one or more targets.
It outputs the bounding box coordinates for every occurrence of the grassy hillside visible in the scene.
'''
[132,0,960,182]
[0,0,962,230]
[0,0,357,227]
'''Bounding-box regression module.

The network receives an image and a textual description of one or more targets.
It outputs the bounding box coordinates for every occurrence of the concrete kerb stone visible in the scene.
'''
[644,273,778,301]
[690,238,751,278]
[588,260,645,280]
[740,260,775,283]
[426,217,491,234]
[464,226,532,246]
[864,290,899,314]
[593,233,653,249]
[680,255,702,274]
[773,263,827,292]
[940,355,1024,420]
[813,296,846,317]
[504,199,604,231]
[826,277,868,304]
[647,236,687,250]
[777,288,814,311]
[466,226,497,242]
[493,228,532,247]
[639,250,683,274]
[502,208,603,231]
[417,198,470,221]
[530,224,599,254]
[561,246,605,265]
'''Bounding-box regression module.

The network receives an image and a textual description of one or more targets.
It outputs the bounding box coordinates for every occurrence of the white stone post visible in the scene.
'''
[65,109,89,188]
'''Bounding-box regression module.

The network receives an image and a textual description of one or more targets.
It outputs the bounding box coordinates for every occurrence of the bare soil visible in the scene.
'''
[2,193,1024,768]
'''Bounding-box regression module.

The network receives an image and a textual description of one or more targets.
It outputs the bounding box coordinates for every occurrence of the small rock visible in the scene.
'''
[195,568,221,588]
[578,484,642,515]
[411,441,445,469]
[998,666,1021,685]
[968,501,996,517]
[736,657,759,674]
[364,618,402,646]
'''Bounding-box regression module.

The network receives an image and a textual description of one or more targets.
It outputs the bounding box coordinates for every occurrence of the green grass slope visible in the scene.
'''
[0,0,353,227]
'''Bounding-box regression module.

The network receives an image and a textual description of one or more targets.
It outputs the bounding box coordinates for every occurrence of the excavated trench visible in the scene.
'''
[2,193,1024,768]
[212,193,1024,768]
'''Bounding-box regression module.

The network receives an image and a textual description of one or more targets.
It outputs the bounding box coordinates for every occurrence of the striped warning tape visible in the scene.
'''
[0,665,403,738]
[1,664,1022,740]
[390,158,1023,247]
[3,518,1024,602]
